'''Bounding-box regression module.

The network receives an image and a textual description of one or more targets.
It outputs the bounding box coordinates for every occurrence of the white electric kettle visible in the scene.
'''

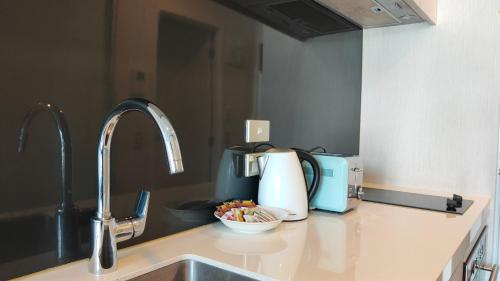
[257,148,320,221]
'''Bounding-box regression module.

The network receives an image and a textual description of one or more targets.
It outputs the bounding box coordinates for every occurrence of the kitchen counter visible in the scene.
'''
[16,190,489,281]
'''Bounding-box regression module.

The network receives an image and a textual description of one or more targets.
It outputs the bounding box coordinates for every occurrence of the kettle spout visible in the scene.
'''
[257,155,267,178]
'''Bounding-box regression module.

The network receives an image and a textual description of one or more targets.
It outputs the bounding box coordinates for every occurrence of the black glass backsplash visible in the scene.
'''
[0,0,361,279]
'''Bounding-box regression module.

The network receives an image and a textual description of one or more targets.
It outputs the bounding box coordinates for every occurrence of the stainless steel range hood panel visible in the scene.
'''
[315,0,423,28]
[212,0,424,41]
[212,0,361,41]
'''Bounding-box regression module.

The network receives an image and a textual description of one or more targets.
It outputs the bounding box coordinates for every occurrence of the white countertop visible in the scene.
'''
[17,189,489,281]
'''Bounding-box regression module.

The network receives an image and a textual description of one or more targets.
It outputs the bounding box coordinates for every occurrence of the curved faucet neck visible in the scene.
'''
[18,102,73,210]
[96,98,183,219]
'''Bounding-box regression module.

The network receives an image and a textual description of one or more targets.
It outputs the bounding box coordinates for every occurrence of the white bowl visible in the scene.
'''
[214,206,288,234]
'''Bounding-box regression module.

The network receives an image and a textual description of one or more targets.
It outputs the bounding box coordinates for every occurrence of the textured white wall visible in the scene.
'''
[361,0,500,262]
[361,0,500,197]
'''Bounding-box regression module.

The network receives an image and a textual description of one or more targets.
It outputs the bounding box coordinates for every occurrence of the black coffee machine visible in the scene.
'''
[214,146,261,203]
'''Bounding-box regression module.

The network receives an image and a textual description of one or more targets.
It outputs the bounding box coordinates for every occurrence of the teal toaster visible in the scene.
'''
[303,153,363,213]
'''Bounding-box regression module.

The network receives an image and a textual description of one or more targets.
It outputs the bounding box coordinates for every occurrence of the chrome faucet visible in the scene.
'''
[89,98,183,274]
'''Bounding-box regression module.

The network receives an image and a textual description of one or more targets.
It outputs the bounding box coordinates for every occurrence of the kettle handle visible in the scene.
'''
[295,149,320,201]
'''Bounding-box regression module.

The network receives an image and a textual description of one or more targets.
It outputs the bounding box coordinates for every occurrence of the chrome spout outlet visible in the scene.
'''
[89,98,183,274]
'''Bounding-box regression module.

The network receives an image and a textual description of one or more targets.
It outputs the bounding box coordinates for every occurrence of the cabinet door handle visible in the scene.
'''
[475,264,498,281]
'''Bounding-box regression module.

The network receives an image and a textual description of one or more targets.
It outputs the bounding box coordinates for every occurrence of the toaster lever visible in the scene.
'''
[349,185,364,200]
[351,167,364,200]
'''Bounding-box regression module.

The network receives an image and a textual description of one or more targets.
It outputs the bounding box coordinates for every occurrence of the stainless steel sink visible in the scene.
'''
[129,259,259,281]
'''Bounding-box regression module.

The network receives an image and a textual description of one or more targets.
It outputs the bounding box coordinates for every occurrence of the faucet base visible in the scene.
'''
[89,217,117,274]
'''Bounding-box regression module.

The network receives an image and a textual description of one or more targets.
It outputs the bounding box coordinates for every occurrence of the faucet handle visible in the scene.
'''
[114,190,150,243]
[134,189,150,218]
[131,189,150,237]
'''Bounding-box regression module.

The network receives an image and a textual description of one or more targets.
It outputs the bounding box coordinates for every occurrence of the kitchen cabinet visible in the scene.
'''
[406,0,438,24]
[316,0,438,27]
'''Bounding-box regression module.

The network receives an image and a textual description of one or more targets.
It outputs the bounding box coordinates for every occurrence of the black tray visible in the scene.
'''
[362,187,473,215]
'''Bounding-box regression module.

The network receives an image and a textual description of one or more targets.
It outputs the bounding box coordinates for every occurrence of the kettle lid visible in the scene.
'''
[265,148,295,153]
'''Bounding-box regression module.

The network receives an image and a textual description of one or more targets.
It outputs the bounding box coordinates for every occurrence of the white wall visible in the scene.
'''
[361,0,500,195]
[360,0,500,260]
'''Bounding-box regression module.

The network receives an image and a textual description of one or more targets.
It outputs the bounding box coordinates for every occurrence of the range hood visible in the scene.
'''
[213,0,425,41]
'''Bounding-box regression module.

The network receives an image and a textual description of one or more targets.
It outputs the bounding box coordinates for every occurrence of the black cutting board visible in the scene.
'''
[362,187,473,215]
